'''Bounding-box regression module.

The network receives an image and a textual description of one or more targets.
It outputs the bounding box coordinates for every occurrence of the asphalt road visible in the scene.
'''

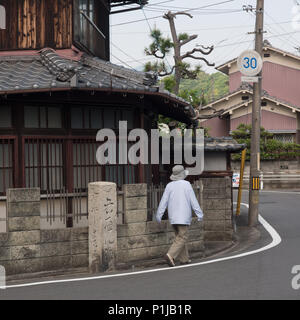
[0,190,300,300]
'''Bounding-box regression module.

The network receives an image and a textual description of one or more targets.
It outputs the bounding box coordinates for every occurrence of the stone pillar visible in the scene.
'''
[88,182,117,273]
[123,183,147,223]
[202,177,233,241]
[5,188,41,275]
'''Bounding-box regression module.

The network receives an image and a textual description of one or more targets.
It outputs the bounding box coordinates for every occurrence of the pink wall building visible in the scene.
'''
[200,45,300,143]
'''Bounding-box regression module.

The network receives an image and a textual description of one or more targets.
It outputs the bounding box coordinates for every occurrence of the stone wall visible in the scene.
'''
[0,178,233,276]
[0,188,88,276]
[117,178,233,265]
[231,160,300,189]
[202,177,233,241]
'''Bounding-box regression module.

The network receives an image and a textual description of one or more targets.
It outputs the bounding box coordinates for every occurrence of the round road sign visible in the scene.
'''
[237,50,263,76]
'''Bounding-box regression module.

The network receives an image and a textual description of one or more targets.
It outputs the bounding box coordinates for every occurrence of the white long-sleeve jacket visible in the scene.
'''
[156,180,204,225]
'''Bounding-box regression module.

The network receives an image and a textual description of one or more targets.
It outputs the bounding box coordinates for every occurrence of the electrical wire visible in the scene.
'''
[111,0,236,27]
[215,30,300,49]
[264,10,300,50]
[141,2,173,71]
[111,41,140,65]
[111,53,136,70]
[112,20,296,35]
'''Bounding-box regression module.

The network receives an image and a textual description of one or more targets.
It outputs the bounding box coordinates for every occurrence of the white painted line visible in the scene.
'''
[3,203,282,290]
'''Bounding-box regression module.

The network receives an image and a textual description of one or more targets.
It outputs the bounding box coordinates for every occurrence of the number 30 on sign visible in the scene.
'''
[237,50,263,77]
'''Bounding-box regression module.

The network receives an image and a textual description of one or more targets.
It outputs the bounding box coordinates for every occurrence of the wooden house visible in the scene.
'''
[0,1,244,229]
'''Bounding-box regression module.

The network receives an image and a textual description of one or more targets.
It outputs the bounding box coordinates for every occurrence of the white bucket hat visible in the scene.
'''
[170,165,189,181]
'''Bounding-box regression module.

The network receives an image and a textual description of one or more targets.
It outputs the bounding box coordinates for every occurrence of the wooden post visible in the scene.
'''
[248,0,264,227]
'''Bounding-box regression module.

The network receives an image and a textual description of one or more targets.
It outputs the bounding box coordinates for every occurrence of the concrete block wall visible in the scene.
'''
[0,188,88,276]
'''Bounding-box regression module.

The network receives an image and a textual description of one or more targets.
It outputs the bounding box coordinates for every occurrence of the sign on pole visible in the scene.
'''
[237,50,263,77]
[241,76,259,83]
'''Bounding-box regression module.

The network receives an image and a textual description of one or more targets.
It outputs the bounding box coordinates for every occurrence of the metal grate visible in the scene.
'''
[0,137,17,196]
[24,137,64,192]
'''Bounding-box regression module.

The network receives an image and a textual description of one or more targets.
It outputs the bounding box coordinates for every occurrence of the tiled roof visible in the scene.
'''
[202,84,300,112]
[205,137,246,152]
[0,48,158,92]
[201,84,253,109]
[0,48,199,123]
[216,42,300,74]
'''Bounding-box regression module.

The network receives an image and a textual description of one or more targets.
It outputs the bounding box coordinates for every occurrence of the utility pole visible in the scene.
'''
[248,0,264,227]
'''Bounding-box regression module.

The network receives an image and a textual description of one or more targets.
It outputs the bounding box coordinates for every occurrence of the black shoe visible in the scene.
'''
[165,253,175,267]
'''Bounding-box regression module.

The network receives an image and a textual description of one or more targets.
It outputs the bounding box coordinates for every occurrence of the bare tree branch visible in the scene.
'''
[196,109,224,119]
[182,46,214,58]
[146,10,215,95]
[153,51,166,59]
[196,44,214,51]
[179,34,197,47]
[181,54,215,67]
[145,48,166,59]
[158,65,176,76]
[163,11,193,20]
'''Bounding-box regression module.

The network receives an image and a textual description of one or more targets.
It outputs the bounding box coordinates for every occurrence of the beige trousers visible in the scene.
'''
[167,224,189,263]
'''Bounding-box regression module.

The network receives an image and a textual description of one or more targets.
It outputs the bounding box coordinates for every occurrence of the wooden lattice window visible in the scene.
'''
[24,106,62,129]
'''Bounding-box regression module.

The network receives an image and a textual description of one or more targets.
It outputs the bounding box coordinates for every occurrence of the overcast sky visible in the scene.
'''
[110,0,300,74]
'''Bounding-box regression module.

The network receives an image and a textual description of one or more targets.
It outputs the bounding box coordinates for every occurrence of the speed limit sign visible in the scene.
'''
[237,50,263,76]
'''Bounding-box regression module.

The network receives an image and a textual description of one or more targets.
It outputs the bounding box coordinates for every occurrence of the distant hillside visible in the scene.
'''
[180,71,229,105]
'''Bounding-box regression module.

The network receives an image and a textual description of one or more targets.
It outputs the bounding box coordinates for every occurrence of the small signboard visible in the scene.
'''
[237,50,263,77]
[232,173,240,188]
[252,176,260,190]
[241,76,259,83]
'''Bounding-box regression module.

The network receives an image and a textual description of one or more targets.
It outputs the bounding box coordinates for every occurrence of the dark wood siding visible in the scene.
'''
[0,0,73,50]
[73,0,109,60]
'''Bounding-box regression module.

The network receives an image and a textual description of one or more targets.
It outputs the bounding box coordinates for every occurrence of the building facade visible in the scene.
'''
[200,44,300,144]
[0,0,245,232]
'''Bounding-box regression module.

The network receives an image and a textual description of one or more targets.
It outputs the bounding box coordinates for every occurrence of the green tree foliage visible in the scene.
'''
[144,28,202,85]
[161,70,228,108]
[155,70,228,133]
[180,71,229,104]
[231,124,300,160]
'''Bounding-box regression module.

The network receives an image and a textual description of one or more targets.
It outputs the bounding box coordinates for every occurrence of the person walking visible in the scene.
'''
[156,165,204,267]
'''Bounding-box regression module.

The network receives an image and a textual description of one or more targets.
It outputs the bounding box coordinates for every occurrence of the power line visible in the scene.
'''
[112,20,295,34]
[176,0,236,14]
[213,33,251,64]
[141,5,153,33]
[111,41,140,65]
[111,14,162,27]
[144,8,242,15]
[245,9,299,53]
[146,0,176,7]
[264,10,300,48]
[141,3,173,70]
[111,53,136,70]
[111,0,236,27]
[215,30,300,48]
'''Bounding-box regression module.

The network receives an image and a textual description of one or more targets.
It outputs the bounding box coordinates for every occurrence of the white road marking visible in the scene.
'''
[2,203,282,290]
